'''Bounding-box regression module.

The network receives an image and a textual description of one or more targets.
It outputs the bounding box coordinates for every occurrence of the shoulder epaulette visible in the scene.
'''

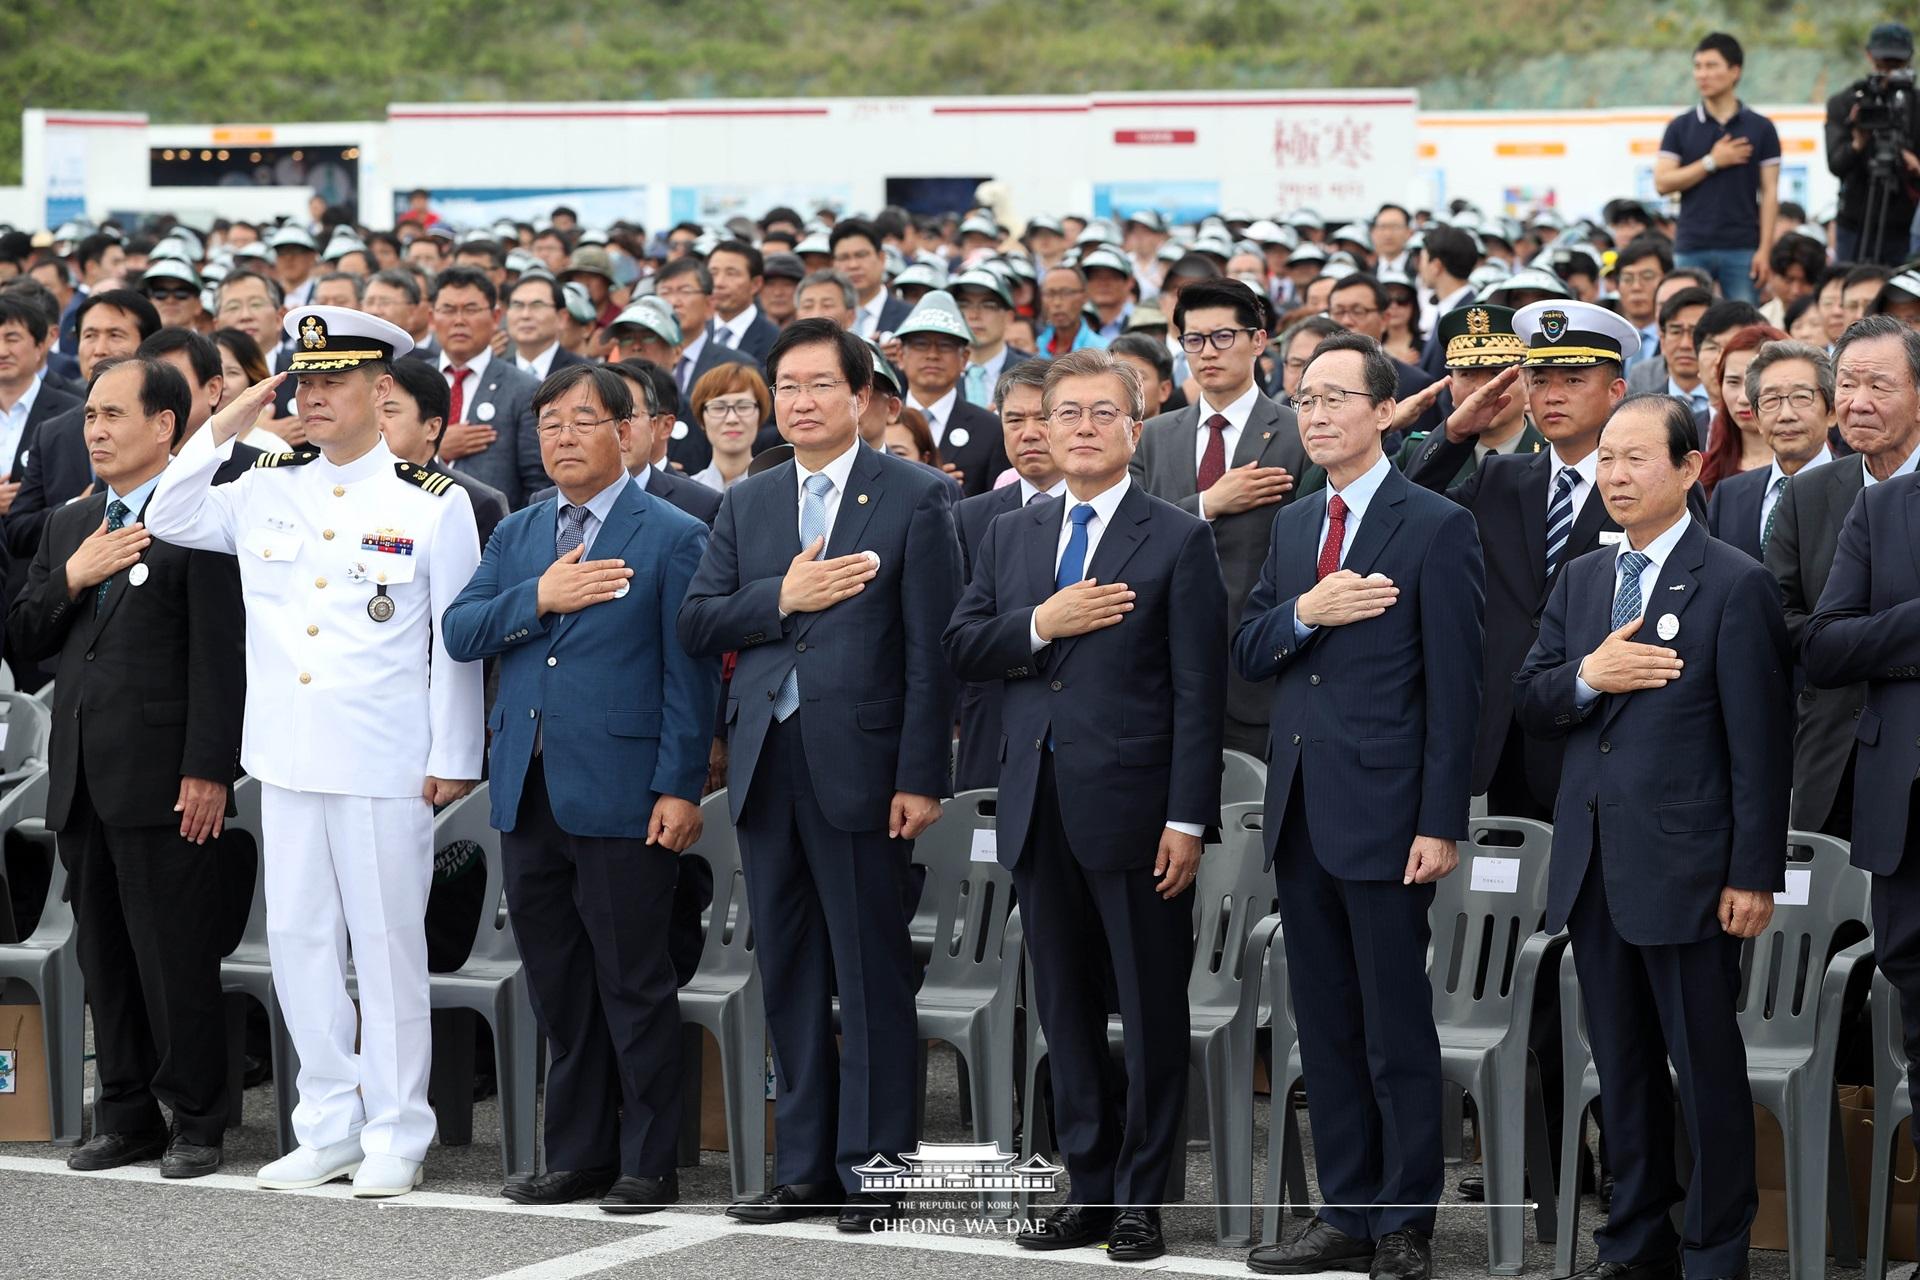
[396,462,457,496]
[251,448,321,469]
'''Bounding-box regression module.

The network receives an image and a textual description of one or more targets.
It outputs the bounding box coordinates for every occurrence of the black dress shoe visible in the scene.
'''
[159,1135,223,1179]
[1249,1218,1376,1274]
[501,1167,619,1205]
[600,1173,678,1214]
[1370,1229,1432,1280]
[1016,1203,1114,1250]
[837,1192,902,1232]
[1106,1207,1165,1262]
[1567,1259,1682,1280]
[67,1129,169,1172]
[726,1182,842,1223]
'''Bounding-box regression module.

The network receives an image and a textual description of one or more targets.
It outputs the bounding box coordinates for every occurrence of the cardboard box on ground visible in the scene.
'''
[0,986,51,1142]
[1753,1086,1917,1261]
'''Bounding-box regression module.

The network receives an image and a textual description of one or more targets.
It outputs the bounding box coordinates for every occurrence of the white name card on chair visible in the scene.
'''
[970,829,997,863]
[1774,868,1811,906]
[1469,856,1520,894]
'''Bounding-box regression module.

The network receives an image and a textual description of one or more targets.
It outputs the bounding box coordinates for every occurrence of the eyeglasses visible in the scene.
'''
[1179,327,1260,353]
[535,414,618,438]
[506,299,556,313]
[218,298,276,315]
[433,304,491,320]
[1039,287,1084,301]
[1755,388,1822,413]
[902,336,962,353]
[1661,323,1695,340]
[1288,386,1376,415]
[656,285,706,300]
[1616,269,1662,288]
[703,399,759,420]
[1049,405,1129,429]
[148,288,197,302]
[774,378,849,400]
[1328,305,1380,323]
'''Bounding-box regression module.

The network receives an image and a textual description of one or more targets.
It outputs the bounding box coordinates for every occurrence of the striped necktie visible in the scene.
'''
[1544,468,1578,578]
[1760,473,1789,555]
[97,499,130,614]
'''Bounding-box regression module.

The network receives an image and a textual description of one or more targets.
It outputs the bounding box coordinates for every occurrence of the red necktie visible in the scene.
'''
[1197,413,1228,493]
[448,366,472,424]
[1317,494,1349,581]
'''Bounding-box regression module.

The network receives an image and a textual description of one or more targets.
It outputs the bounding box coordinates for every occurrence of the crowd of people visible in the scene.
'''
[10,21,1920,1280]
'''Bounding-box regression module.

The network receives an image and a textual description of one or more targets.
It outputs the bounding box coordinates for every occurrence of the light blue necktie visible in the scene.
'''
[1544,468,1578,579]
[963,363,990,406]
[772,472,835,722]
[1612,550,1650,632]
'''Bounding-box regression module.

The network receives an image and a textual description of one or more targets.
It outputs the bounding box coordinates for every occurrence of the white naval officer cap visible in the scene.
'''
[282,305,414,374]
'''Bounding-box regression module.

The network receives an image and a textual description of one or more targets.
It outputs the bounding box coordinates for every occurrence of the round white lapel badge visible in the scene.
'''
[612,581,630,599]
[863,550,881,571]
[476,401,496,422]
[671,421,689,440]
[948,427,970,449]
[128,563,150,587]
[1656,613,1679,642]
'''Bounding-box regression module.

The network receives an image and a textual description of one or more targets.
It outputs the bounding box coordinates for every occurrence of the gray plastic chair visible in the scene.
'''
[1867,969,1912,1280]
[267,783,539,1176]
[0,770,79,1143]
[1021,802,1280,1245]
[216,776,299,1153]
[1256,932,1310,1246]
[676,789,768,1200]
[1554,831,1869,1280]
[1221,750,1267,807]
[1430,817,1562,1275]
[0,692,51,788]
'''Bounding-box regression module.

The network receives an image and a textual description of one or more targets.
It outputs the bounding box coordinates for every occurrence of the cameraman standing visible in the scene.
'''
[1825,22,1920,266]
[1656,32,1782,305]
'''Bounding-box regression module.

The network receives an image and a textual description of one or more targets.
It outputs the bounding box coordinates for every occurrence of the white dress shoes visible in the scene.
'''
[351,1154,424,1198]
[256,1135,365,1190]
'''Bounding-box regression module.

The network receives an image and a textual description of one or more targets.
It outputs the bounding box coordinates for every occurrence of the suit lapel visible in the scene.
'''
[1340,465,1407,578]
[1906,481,1920,588]
[1228,397,1273,468]
[793,449,882,642]
[1054,484,1151,668]
[1026,496,1064,611]
[1160,406,1202,502]
[1829,456,1867,547]
[1519,450,1552,593]
[552,482,646,644]
[1565,474,1615,567]
[79,491,133,643]
[1602,520,1705,731]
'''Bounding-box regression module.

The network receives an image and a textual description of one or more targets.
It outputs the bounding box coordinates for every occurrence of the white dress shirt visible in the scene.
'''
[715,304,759,349]
[1760,447,1830,540]
[909,386,961,446]
[1026,473,1202,838]
[1191,383,1263,520]
[1861,445,1920,488]
[515,341,562,382]
[690,462,746,492]
[1018,476,1068,505]
[1546,445,1602,535]
[438,345,493,423]
[1292,452,1396,642]
[0,372,44,472]
[1575,513,1696,703]
[855,292,887,339]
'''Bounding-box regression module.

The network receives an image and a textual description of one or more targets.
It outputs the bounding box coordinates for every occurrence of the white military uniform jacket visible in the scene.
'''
[145,429,484,797]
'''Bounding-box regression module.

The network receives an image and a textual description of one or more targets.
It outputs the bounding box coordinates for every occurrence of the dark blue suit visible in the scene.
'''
[1703,464,1769,561]
[442,482,718,1176]
[1515,519,1790,1276]
[944,481,1225,1207]
[1804,474,1920,1201]
[952,482,1027,791]
[677,443,961,1191]
[1232,461,1484,1241]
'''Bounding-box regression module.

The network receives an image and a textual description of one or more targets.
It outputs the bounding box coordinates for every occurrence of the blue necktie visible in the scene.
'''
[1544,468,1578,579]
[554,504,588,557]
[1056,503,1095,592]
[1612,550,1650,632]
[772,473,835,722]
[97,499,129,615]
[963,363,990,406]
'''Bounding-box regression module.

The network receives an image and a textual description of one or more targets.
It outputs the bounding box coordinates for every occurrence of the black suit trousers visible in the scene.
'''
[1568,839,1754,1276]
[502,755,682,1175]
[61,773,227,1144]
[1012,754,1193,1208]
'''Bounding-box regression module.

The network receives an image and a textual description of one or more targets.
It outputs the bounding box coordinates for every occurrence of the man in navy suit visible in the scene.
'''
[418,267,547,509]
[1704,338,1834,560]
[830,219,912,339]
[1517,394,1790,1280]
[945,349,1226,1262]
[708,241,783,367]
[678,319,961,1233]
[1804,319,1920,1227]
[1238,333,1484,1280]
[952,360,1064,791]
[505,274,590,383]
[443,364,718,1214]
[896,290,1010,497]
[653,257,757,474]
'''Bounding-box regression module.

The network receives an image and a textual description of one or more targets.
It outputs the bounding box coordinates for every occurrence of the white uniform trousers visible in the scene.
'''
[260,784,436,1161]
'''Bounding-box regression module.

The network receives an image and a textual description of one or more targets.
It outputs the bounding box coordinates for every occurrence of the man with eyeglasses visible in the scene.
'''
[829,219,910,340]
[893,290,1007,497]
[139,260,206,333]
[1036,265,1109,359]
[679,319,960,1234]
[1239,331,1483,1280]
[1130,278,1305,756]
[946,348,1225,1263]
[444,363,717,1215]
[506,274,588,383]
[1612,238,1674,373]
[654,256,754,474]
[1705,339,1833,562]
[952,268,1029,407]
[1325,274,1442,442]
[1772,316,1920,843]
[416,265,545,510]
[1628,287,1715,435]
[707,241,782,366]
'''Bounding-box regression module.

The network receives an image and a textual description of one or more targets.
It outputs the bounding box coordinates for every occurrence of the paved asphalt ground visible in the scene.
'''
[0,1037,1834,1279]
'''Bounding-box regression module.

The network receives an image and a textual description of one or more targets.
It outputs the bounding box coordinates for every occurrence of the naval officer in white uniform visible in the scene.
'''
[145,306,485,1198]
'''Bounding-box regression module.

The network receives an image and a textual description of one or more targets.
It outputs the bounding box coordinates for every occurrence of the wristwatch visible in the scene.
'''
[1703,155,1719,174]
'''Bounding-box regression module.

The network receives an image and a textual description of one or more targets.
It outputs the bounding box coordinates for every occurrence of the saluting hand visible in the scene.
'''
[1442,365,1523,444]
[64,517,151,599]
[537,543,633,616]
[1388,378,1448,434]
[1297,569,1398,628]
[1719,886,1773,938]
[1577,616,1683,694]
[1033,578,1133,641]
[779,536,876,614]
[205,372,285,446]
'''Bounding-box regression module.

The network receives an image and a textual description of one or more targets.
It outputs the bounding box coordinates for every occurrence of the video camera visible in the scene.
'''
[1856,67,1917,133]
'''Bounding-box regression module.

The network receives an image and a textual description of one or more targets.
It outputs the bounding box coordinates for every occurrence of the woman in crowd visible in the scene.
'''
[688,363,771,492]
[1699,322,1786,494]
[210,328,290,451]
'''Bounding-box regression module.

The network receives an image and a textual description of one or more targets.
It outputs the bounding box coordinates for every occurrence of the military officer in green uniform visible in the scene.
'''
[1395,303,1543,482]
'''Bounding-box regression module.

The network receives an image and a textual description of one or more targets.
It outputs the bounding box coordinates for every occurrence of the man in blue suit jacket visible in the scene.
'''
[1237,334,1484,1280]
[442,364,718,1215]
[677,320,961,1233]
[945,349,1225,1262]
[951,360,1065,790]
[1517,395,1790,1280]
